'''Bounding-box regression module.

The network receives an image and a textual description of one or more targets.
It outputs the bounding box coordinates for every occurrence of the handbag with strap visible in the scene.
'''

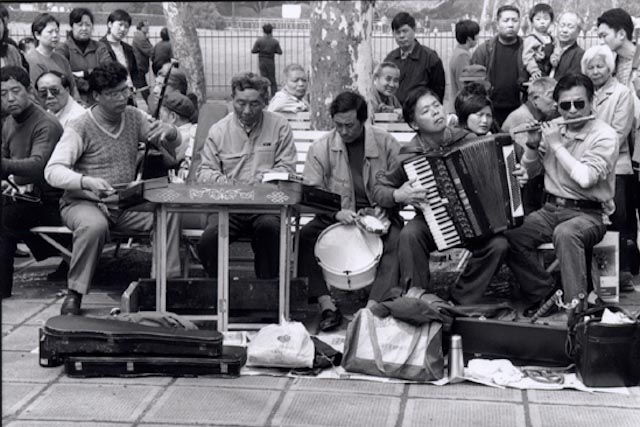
[342,308,444,381]
[567,304,640,387]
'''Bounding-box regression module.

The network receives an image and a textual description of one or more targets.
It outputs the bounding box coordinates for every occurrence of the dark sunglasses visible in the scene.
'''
[37,87,62,98]
[558,100,586,111]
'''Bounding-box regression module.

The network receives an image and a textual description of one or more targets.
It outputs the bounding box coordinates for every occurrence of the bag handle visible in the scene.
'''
[422,322,442,380]
[366,310,422,375]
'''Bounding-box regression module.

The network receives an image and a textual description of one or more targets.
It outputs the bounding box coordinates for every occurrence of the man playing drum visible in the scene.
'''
[299,91,403,331]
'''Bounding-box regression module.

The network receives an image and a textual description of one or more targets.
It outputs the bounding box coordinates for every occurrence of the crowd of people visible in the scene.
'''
[1,4,639,331]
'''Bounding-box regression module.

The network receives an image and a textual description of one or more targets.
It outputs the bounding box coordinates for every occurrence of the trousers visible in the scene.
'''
[197,213,280,279]
[61,200,181,294]
[504,203,607,303]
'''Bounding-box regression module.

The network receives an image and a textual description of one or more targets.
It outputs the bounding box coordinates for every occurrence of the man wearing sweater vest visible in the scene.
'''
[45,62,182,315]
[1,65,64,299]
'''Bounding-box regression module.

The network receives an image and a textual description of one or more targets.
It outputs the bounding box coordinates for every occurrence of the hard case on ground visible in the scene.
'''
[64,346,247,378]
[40,315,223,367]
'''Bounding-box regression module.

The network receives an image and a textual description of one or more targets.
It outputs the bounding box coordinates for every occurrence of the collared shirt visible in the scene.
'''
[593,78,634,175]
[55,97,86,128]
[267,90,309,113]
[304,124,401,213]
[197,111,297,184]
[384,40,446,104]
[522,118,617,206]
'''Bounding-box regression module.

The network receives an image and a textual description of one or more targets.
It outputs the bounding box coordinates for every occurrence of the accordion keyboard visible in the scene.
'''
[404,157,462,250]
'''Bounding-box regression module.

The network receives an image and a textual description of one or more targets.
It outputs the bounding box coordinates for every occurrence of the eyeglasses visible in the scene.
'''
[558,100,586,111]
[101,87,131,100]
[37,87,62,98]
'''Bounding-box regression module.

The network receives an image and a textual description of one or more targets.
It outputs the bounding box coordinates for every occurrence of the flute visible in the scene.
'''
[513,115,595,134]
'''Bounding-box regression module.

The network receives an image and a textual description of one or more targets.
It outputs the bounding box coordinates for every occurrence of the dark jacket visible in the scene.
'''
[384,41,446,104]
[56,37,112,103]
[99,36,146,89]
[152,40,173,75]
[132,30,153,75]
[553,42,584,81]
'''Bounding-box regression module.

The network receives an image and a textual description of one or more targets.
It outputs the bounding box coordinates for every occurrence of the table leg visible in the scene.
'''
[279,207,291,323]
[157,205,168,312]
[217,207,230,332]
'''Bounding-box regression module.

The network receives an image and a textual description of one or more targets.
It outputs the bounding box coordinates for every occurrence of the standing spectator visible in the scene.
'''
[0,10,26,70]
[582,45,638,290]
[152,27,173,76]
[196,72,297,280]
[1,66,64,299]
[0,4,19,48]
[157,92,196,181]
[267,63,309,113]
[44,62,182,315]
[471,5,526,127]
[597,8,640,90]
[251,23,282,98]
[384,12,446,104]
[132,21,152,102]
[35,71,86,127]
[25,13,80,99]
[549,12,584,81]
[56,8,111,106]
[447,19,480,113]
[100,9,145,106]
[522,3,555,80]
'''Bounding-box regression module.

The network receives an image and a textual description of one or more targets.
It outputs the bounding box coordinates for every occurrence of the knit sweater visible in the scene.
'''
[45,106,181,203]
[1,102,63,199]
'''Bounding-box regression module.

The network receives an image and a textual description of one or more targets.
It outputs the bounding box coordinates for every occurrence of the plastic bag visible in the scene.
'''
[247,321,314,368]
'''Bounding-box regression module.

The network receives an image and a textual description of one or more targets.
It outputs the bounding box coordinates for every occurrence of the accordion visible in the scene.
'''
[403,133,524,251]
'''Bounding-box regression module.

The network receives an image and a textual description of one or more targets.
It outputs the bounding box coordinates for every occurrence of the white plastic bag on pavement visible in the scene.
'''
[247,321,314,368]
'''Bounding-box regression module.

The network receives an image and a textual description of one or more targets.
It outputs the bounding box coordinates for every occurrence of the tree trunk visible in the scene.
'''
[309,1,375,130]
[162,2,207,104]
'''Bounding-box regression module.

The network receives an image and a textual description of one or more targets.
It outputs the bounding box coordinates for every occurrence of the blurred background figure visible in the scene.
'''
[252,23,282,98]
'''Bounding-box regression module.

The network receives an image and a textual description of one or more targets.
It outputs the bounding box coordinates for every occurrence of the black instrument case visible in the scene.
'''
[40,315,223,367]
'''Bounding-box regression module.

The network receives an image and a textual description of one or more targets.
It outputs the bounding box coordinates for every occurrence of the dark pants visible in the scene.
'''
[197,213,280,279]
[522,174,545,215]
[504,203,607,303]
[398,214,508,304]
[608,174,640,274]
[259,58,277,98]
[298,214,402,303]
[0,198,65,297]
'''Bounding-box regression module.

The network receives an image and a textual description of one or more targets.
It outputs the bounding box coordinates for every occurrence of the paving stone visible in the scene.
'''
[527,389,640,408]
[2,352,62,383]
[2,325,41,352]
[272,390,401,427]
[5,422,130,427]
[142,387,280,426]
[402,399,526,427]
[81,292,121,305]
[2,383,47,417]
[1,301,48,325]
[19,383,161,422]
[23,305,62,326]
[3,323,15,336]
[291,378,404,396]
[529,404,640,427]
[58,375,173,386]
[174,375,289,389]
[408,382,522,402]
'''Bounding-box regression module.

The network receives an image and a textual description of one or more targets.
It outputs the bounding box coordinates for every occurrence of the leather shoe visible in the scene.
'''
[523,299,560,318]
[60,292,82,315]
[319,309,342,332]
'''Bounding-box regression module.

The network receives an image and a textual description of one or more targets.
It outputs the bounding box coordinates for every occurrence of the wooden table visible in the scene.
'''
[140,182,338,332]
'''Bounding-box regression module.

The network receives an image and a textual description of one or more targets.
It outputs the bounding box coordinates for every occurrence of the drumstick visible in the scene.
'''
[513,115,595,134]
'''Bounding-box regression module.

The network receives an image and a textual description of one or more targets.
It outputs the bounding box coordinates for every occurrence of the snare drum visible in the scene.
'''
[314,223,383,291]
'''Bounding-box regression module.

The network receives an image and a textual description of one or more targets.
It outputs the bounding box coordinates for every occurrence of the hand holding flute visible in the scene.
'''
[515,115,595,149]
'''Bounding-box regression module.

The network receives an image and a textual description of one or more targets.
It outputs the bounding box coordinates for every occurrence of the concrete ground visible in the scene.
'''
[3,245,640,427]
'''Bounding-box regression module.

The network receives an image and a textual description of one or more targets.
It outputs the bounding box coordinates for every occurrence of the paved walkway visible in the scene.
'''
[3,252,640,427]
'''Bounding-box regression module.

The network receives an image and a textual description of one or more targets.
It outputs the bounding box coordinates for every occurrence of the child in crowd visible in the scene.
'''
[370,61,401,113]
[522,3,555,79]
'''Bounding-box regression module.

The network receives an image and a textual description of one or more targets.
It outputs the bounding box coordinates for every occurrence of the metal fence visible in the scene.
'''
[9,23,602,99]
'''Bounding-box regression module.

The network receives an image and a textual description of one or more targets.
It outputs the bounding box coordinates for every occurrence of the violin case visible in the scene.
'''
[40,315,223,367]
[64,346,247,378]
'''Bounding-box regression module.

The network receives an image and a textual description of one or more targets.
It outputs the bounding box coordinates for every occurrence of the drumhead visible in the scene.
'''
[314,223,382,272]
